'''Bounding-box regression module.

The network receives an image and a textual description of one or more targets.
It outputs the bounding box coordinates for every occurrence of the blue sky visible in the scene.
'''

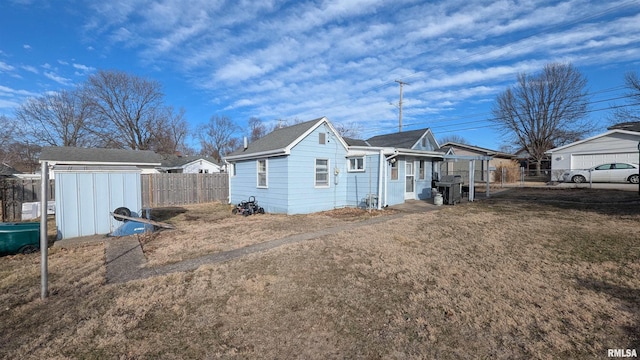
[1,0,639,151]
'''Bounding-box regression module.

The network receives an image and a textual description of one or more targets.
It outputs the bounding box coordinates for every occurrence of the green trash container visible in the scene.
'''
[0,222,41,255]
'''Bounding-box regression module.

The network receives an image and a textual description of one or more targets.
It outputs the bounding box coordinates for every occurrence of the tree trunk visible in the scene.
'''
[535,160,542,177]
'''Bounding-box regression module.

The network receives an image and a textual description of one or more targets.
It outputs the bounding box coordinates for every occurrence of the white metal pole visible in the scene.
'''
[485,159,490,198]
[40,161,49,299]
[377,150,383,210]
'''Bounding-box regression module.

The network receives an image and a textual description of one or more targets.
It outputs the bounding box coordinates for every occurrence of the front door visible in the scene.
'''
[405,161,415,199]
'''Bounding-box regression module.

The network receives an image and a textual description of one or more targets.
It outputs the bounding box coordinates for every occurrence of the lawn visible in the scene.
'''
[1,188,639,359]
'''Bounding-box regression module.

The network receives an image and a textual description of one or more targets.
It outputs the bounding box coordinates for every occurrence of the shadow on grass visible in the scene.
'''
[487,188,640,217]
[576,277,640,349]
[145,207,188,222]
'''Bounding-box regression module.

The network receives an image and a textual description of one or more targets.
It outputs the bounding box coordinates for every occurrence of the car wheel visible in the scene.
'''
[19,245,38,254]
[572,175,586,183]
[629,174,640,184]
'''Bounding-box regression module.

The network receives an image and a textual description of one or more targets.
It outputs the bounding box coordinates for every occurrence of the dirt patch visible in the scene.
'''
[1,188,639,358]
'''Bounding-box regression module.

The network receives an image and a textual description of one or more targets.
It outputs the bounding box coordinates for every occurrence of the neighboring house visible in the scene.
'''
[158,155,222,173]
[39,147,163,179]
[514,148,551,176]
[224,117,444,215]
[608,121,640,132]
[439,142,515,182]
[0,163,22,177]
[546,129,640,180]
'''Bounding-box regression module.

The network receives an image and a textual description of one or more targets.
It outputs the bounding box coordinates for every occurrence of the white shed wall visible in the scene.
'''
[55,169,142,239]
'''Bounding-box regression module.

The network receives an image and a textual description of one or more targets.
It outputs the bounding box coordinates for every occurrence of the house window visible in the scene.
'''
[418,160,425,180]
[348,157,365,172]
[421,137,427,148]
[315,159,329,187]
[257,159,267,188]
[390,160,398,180]
[319,132,326,144]
[198,169,209,174]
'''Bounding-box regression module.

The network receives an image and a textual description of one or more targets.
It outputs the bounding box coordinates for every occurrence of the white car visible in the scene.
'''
[562,162,639,184]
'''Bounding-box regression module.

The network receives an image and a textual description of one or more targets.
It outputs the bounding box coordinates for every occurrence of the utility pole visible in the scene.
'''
[395,80,409,132]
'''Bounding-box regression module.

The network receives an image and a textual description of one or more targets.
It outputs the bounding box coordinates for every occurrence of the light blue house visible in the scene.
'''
[225,117,444,214]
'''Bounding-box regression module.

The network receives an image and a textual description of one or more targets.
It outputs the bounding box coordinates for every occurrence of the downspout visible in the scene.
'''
[225,160,232,204]
[377,149,383,210]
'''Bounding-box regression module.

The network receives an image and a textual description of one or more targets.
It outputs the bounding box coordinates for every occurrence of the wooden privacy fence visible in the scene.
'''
[141,173,229,207]
[0,178,55,222]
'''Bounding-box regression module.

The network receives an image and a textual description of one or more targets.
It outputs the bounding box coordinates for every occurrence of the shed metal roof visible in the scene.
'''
[39,146,162,165]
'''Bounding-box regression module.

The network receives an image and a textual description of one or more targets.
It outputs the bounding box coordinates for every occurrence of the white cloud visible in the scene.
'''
[21,65,38,74]
[44,71,72,85]
[23,44,31,50]
[0,61,15,72]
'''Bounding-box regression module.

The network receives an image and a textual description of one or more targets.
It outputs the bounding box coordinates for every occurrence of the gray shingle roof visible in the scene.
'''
[366,128,429,148]
[226,117,324,157]
[39,146,162,164]
[343,137,369,146]
[0,163,21,176]
[608,121,640,132]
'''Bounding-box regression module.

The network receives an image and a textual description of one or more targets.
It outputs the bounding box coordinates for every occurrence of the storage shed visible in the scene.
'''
[54,166,142,239]
[39,147,162,239]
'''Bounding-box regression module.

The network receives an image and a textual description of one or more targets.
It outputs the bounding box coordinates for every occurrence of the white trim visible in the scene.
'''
[285,117,350,154]
[546,129,640,153]
[347,156,365,172]
[257,159,268,188]
[314,158,330,188]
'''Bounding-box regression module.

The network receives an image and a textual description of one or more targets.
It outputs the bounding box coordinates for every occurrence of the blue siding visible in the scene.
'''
[416,163,434,200]
[346,154,381,208]
[287,124,348,214]
[386,158,405,206]
[230,156,289,214]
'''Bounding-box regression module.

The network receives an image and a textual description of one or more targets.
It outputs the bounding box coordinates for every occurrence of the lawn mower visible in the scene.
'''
[232,196,265,216]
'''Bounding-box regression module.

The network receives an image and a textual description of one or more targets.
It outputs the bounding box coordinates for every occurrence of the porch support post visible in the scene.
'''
[468,160,475,202]
[486,158,490,198]
[377,150,383,210]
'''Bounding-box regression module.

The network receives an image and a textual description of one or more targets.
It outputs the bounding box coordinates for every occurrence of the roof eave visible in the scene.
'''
[224,149,290,161]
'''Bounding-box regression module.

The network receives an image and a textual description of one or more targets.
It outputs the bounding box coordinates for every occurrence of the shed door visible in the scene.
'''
[405,161,415,199]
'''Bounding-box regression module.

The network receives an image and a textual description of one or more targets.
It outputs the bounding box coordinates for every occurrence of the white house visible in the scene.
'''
[546,129,640,178]
[158,155,221,173]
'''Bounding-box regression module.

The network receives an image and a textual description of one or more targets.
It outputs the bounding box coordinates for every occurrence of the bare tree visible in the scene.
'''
[197,115,240,162]
[0,115,19,165]
[248,117,267,142]
[492,63,590,175]
[149,107,189,155]
[333,121,363,139]
[6,141,42,173]
[438,134,469,145]
[85,70,167,150]
[610,71,640,124]
[15,89,97,147]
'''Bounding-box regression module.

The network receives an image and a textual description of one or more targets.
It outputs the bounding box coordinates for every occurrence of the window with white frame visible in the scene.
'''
[390,160,398,180]
[348,157,365,172]
[315,159,329,187]
[418,160,425,180]
[257,159,267,188]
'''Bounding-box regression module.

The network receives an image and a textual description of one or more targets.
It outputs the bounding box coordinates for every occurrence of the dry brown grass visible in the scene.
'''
[1,188,639,359]
[141,203,394,267]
